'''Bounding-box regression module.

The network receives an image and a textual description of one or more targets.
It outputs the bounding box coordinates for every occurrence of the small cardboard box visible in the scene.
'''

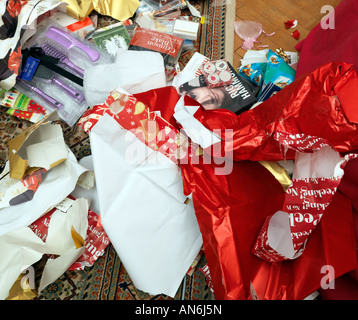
[173,19,199,41]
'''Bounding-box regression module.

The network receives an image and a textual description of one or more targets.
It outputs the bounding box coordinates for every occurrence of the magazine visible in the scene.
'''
[176,55,259,114]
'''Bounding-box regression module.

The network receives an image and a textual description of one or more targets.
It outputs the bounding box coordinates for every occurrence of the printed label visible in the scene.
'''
[19,57,40,81]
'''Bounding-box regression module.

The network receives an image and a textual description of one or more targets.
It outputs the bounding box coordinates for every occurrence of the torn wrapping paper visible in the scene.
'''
[7,111,66,180]
[68,207,110,270]
[0,0,63,90]
[284,19,298,29]
[29,196,110,271]
[0,87,48,123]
[0,162,47,209]
[60,0,140,22]
[80,88,188,163]
[171,61,358,299]
[1,111,73,208]
[177,62,358,163]
[0,144,88,238]
[291,30,300,40]
[0,198,89,300]
[79,89,202,297]
[252,133,357,262]
[70,155,101,214]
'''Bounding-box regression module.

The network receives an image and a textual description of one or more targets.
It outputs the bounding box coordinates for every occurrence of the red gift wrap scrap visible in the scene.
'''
[178,62,358,299]
[252,131,357,263]
[79,88,191,164]
[78,62,358,300]
[284,19,298,29]
[28,195,110,270]
[291,30,300,40]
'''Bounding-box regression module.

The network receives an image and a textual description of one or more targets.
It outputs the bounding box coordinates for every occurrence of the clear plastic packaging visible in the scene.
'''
[17,21,113,127]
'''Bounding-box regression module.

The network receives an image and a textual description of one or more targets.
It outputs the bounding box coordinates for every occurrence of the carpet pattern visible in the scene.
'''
[198,0,226,60]
[0,0,227,300]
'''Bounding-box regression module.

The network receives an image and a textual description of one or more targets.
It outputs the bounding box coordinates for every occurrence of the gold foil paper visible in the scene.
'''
[6,274,37,300]
[259,160,292,191]
[62,0,140,21]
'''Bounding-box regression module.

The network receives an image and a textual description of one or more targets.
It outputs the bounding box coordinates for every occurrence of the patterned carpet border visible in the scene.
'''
[199,0,226,60]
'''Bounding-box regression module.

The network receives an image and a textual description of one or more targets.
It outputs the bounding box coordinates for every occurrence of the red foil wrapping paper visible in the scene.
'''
[252,132,357,262]
[176,62,358,299]
[78,62,358,299]
[191,62,358,162]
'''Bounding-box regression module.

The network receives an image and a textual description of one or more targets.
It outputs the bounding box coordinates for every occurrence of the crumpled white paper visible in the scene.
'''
[0,198,88,300]
[89,113,202,297]
[0,150,88,237]
[83,49,166,106]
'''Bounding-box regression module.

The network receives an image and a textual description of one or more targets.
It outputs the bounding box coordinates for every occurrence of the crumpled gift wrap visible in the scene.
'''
[252,133,357,262]
[61,0,140,22]
[0,198,89,300]
[78,87,202,297]
[171,61,358,299]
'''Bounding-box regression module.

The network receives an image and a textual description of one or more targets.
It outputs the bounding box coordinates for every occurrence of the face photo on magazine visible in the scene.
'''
[177,76,233,110]
[177,63,258,114]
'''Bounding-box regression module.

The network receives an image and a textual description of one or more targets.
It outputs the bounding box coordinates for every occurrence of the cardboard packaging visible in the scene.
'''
[173,19,199,41]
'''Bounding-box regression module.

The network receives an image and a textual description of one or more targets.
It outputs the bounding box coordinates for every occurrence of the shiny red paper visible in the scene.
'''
[252,132,357,262]
[284,19,297,29]
[81,62,358,299]
[193,62,358,162]
[177,62,358,299]
[291,30,300,40]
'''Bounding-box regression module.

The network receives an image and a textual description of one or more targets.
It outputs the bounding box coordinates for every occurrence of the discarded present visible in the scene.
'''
[92,22,132,56]
[0,0,62,90]
[129,27,184,69]
[176,57,258,113]
[173,19,200,41]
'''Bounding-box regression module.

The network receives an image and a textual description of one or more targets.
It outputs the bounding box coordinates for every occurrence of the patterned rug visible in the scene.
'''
[0,0,227,300]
